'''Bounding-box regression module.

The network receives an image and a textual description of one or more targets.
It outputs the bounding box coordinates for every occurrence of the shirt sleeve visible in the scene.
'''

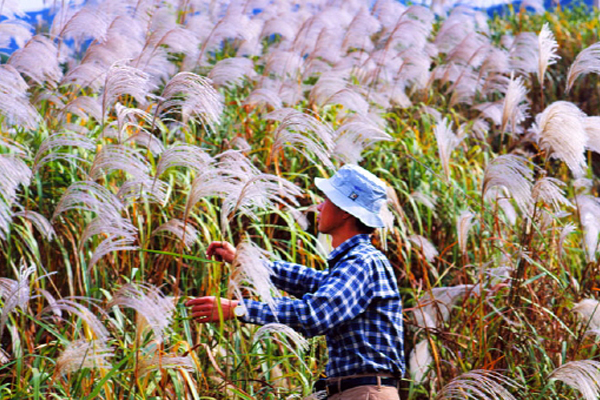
[269,260,327,297]
[240,256,374,337]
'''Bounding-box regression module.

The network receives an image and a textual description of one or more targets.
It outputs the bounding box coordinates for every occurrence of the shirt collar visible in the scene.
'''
[327,234,371,261]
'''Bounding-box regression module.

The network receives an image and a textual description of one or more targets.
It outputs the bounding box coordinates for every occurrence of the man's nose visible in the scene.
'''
[317,202,324,211]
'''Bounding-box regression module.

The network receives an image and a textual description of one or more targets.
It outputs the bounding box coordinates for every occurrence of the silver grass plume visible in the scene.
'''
[156,144,213,176]
[0,264,35,337]
[0,0,24,18]
[56,339,113,375]
[79,215,136,252]
[434,118,463,179]
[408,235,438,263]
[101,61,154,121]
[409,340,433,383]
[509,32,538,76]
[62,96,103,123]
[230,241,278,313]
[435,369,519,400]
[89,145,151,181]
[53,181,124,221]
[243,87,283,110]
[572,299,600,333]
[32,132,95,174]
[326,88,370,116]
[58,6,112,44]
[567,42,600,93]
[501,74,529,134]
[575,194,600,262]
[457,210,476,255]
[549,360,600,400]
[0,20,32,50]
[537,23,560,87]
[0,65,40,129]
[116,177,169,206]
[485,187,518,225]
[158,72,223,129]
[410,191,438,212]
[111,103,156,144]
[208,57,257,89]
[7,35,62,87]
[14,211,55,241]
[333,115,392,164]
[584,116,600,154]
[89,236,138,269]
[152,219,198,248]
[414,284,477,329]
[532,177,573,212]
[0,154,31,239]
[108,283,175,343]
[559,223,576,256]
[532,101,588,178]
[138,349,195,377]
[266,108,335,169]
[253,324,309,365]
[483,155,534,215]
[42,298,110,340]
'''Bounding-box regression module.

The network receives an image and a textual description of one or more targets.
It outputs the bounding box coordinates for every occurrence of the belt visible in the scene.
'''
[324,376,399,396]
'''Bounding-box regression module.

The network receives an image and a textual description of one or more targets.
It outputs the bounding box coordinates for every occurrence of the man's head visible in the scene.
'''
[315,164,387,234]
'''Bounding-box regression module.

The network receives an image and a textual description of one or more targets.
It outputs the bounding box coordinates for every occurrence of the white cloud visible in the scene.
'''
[20,0,48,12]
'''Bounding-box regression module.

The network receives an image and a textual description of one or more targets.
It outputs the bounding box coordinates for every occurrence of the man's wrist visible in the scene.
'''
[233,301,246,318]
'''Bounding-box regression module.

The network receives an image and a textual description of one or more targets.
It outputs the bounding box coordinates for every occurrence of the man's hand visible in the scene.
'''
[206,241,236,263]
[185,296,239,323]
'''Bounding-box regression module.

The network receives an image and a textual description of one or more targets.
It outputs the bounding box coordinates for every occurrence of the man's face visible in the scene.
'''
[316,197,347,234]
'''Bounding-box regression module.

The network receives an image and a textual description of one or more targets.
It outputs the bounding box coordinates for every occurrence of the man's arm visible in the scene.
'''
[241,256,374,337]
[270,260,327,297]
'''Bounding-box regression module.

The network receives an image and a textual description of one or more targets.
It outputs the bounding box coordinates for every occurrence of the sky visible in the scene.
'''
[20,0,48,12]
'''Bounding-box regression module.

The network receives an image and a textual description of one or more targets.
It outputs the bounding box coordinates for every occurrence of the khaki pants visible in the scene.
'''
[327,385,400,400]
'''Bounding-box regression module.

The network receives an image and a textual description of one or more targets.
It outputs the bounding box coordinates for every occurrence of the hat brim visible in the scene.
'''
[315,177,385,228]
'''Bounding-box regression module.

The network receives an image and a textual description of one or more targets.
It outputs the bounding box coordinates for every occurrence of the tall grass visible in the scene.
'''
[1,1,600,399]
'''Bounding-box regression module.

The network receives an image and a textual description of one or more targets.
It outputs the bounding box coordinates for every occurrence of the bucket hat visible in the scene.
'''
[315,164,387,228]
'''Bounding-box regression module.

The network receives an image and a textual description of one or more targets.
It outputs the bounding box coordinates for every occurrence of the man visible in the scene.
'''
[186,164,404,399]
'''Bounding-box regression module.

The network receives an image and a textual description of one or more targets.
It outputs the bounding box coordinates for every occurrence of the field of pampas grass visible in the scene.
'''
[3,0,600,399]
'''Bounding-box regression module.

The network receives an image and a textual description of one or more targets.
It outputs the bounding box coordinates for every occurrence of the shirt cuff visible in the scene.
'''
[238,299,276,325]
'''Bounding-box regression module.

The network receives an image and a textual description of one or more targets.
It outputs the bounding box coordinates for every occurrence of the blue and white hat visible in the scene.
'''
[315,164,387,228]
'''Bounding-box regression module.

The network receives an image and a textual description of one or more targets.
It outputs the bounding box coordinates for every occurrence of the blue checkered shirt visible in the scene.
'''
[240,234,405,378]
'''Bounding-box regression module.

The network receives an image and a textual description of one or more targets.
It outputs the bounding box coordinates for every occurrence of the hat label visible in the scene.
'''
[349,192,359,200]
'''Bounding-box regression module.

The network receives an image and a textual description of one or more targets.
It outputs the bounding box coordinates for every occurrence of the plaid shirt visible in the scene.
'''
[240,234,405,378]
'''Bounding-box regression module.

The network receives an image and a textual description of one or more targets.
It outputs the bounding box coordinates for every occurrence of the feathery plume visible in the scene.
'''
[457,210,476,255]
[575,194,600,262]
[56,339,113,375]
[108,283,175,343]
[410,191,437,212]
[208,57,257,89]
[533,101,588,178]
[408,235,438,263]
[0,65,40,129]
[138,349,195,377]
[267,108,335,169]
[434,118,462,179]
[537,23,560,87]
[0,19,33,50]
[567,42,600,93]
[549,360,600,400]
[79,215,136,251]
[42,298,110,340]
[572,299,600,333]
[14,211,55,241]
[156,144,212,176]
[59,6,111,44]
[152,219,198,248]
[61,96,103,124]
[116,177,169,205]
[89,145,151,181]
[409,340,433,383]
[483,155,534,215]
[158,72,223,129]
[101,61,154,120]
[501,74,529,134]
[333,115,392,164]
[584,116,600,154]
[230,241,278,312]
[7,35,62,87]
[0,265,35,337]
[32,132,95,173]
[243,87,283,110]
[414,285,477,329]
[509,32,538,76]
[532,177,573,212]
[0,154,31,239]
[88,235,138,269]
[53,180,124,221]
[435,369,519,400]
[559,223,577,256]
[254,323,309,352]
